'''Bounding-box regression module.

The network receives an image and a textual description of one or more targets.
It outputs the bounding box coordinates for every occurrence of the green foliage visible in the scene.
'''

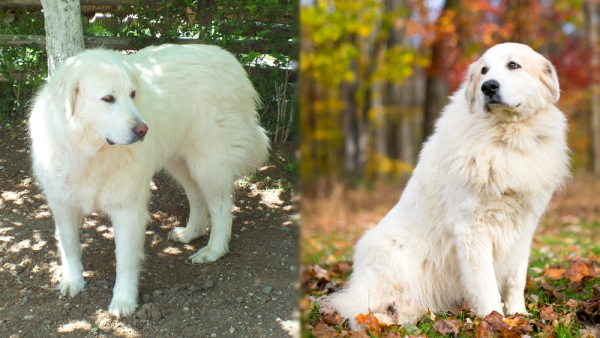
[0,46,47,119]
[270,150,297,173]
[0,8,47,119]
[300,0,426,181]
[0,0,293,138]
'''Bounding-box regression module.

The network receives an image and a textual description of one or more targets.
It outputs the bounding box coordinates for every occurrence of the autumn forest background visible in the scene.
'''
[301,1,600,337]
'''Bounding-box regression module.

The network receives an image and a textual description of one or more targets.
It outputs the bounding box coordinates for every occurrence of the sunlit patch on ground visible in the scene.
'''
[162,246,182,255]
[93,310,141,337]
[56,319,92,333]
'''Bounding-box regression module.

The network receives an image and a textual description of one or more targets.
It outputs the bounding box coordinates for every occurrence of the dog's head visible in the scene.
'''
[49,50,148,146]
[465,42,560,121]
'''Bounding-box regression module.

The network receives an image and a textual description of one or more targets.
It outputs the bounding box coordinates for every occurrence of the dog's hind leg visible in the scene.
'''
[51,201,85,297]
[186,161,234,264]
[166,157,210,243]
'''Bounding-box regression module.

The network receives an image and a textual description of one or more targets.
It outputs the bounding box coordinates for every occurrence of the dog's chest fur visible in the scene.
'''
[444,107,570,203]
[33,138,152,214]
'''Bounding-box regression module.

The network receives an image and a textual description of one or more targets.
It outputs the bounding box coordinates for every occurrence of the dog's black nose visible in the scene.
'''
[481,80,500,96]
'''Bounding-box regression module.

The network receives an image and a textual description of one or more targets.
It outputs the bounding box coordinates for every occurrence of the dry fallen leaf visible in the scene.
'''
[331,262,352,275]
[322,313,343,326]
[349,330,371,338]
[427,308,436,321]
[463,318,474,331]
[498,329,522,338]
[433,319,460,337]
[561,312,577,326]
[566,299,579,309]
[383,332,403,338]
[565,259,596,283]
[543,268,566,280]
[476,311,510,338]
[577,287,600,324]
[319,304,336,316]
[355,312,382,333]
[503,317,519,327]
[541,305,559,321]
[312,322,341,338]
[312,264,331,280]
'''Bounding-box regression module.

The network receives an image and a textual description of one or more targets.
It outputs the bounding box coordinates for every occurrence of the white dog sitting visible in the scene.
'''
[323,43,570,330]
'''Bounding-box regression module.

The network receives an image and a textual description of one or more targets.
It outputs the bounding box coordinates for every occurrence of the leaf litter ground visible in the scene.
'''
[302,176,600,338]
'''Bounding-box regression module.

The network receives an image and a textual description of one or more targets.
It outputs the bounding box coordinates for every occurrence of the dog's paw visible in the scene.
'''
[188,246,226,264]
[58,278,86,297]
[168,226,204,244]
[108,297,138,317]
[505,308,529,316]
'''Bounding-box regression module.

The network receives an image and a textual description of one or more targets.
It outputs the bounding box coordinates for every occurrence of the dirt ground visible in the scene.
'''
[0,122,298,337]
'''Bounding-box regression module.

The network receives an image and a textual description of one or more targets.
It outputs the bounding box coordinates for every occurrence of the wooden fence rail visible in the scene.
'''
[0,0,158,6]
[0,34,284,52]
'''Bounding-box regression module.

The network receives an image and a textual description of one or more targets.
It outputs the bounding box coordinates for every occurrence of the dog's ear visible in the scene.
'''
[465,60,482,113]
[540,60,560,103]
[51,60,80,119]
[61,82,79,119]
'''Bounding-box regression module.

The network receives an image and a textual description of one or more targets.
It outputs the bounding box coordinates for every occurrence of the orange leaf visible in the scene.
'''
[565,259,596,283]
[355,313,381,333]
[503,317,519,327]
[543,268,566,280]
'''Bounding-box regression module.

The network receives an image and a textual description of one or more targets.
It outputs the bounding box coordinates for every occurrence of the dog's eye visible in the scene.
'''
[508,62,521,70]
[130,91,136,99]
[481,67,489,75]
[102,95,115,103]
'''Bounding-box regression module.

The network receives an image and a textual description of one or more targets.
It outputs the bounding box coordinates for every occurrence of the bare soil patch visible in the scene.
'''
[0,122,297,337]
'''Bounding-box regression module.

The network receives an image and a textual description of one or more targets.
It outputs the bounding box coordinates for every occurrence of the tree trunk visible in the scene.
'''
[371,67,387,157]
[342,81,358,173]
[591,0,600,175]
[400,78,414,164]
[422,0,459,144]
[40,0,85,77]
[422,75,447,142]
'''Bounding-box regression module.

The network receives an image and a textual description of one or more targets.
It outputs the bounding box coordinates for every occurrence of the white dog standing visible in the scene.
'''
[323,43,570,329]
[29,44,269,315]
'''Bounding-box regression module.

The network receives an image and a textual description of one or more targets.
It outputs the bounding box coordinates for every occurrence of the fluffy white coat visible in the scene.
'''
[323,43,570,329]
[29,44,269,315]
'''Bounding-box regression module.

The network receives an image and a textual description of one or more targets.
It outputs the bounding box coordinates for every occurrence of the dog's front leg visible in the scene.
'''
[502,235,533,315]
[108,207,148,316]
[454,221,504,317]
[51,201,85,297]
